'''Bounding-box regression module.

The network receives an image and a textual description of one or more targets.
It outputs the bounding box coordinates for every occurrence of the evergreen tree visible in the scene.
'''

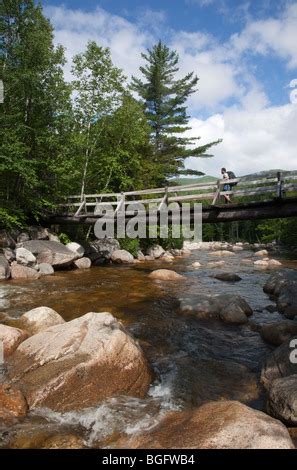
[131,41,221,183]
[0,0,72,227]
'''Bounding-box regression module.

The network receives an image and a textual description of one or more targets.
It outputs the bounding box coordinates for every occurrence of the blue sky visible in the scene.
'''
[43,0,297,176]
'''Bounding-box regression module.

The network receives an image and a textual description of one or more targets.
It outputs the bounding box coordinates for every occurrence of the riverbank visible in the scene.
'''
[0,225,287,283]
[1,232,297,449]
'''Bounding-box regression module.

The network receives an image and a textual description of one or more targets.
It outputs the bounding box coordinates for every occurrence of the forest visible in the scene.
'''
[1,0,296,246]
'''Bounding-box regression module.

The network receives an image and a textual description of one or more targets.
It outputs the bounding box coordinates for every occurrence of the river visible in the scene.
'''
[0,247,296,448]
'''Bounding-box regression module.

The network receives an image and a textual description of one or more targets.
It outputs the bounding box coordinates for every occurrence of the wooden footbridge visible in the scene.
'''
[50,170,297,225]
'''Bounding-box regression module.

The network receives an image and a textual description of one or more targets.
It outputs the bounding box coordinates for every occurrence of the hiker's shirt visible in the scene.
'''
[223,172,231,191]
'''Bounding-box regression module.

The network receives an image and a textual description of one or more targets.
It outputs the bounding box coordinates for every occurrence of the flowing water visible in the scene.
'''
[0,248,296,448]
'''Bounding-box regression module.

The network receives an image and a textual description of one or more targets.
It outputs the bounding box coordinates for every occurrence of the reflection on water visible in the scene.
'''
[0,248,296,447]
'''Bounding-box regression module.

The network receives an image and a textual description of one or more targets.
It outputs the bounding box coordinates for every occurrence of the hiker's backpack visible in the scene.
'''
[227,171,238,186]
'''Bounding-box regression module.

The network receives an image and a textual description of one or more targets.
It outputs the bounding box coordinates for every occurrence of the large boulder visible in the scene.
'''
[8,312,152,412]
[210,250,235,257]
[160,251,175,262]
[48,233,60,243]
[146,245,165,259]
[254,250,268,257]
[254,259,282,269]
[116,401,294,449]
[38,263,54,276]
[206,261,225,268]
[260,321,297,346]
[111,249,134,264]
[254,259,269,268]
[40,434,85,449]
[148,269,185,281]
[66,242,84,258]
[6,425,84,449]
[179,293,253,324]
[18,306,65,335]
[28,226,49,240]
[277,285,297,320]
[263,272,297,319]
[3,248,16,263]
[181,248,191,256]
[219,303,249,325]
[10,262,40,280]
[136,250,145,261]
[0,384,28,423]
[261,338,297,389]
[20,240,79,268]
[268,259,282,267]
[169,249,182,256]
[74,257,91,269]
[232,246,243,252]
[267,375,297,425]
[16,247,36,267]
[263,272,287,295]
[17,232,30,243]
[0,324,29,358]
[192,261,202,268]
[0,230,15,249]
[84,239,120,264]
[6,427,84,449]
[0,255,11,280]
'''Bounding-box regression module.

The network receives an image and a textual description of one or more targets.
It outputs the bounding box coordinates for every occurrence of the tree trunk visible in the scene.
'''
[80,121,91,201]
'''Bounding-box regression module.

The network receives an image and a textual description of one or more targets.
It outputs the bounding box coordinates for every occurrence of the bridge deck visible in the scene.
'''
[50,170,297,224]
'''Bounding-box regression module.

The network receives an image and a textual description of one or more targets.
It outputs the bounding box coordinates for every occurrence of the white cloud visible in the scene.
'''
[231,3,297,68]
[45,5,152,81]
[185,102,297,176]
[46,5,245,109]
[45,3,297,177]
[170,38,244,109]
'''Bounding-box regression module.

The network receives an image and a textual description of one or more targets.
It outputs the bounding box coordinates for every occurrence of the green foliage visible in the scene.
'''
[0,208,26,230]
[256,218,297,246]
[201,217,297,248]
[139,226,184,252]
[159,233,184,251]
[280,218,297,247]
[0,0,73,226]
[0,2,154,229]
[58,232,72,245]
[3,2,271,248]
[69,44,154,197]
[119,238,140,257]
[131,41,221,182]
[71,42,126,197]
[256,220,284,243]
[83,94,153,193]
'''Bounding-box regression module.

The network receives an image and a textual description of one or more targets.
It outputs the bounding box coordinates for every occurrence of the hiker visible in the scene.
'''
[221,167,232,203]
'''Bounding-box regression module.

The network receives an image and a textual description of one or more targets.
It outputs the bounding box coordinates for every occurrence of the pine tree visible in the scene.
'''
[131,41,221,183]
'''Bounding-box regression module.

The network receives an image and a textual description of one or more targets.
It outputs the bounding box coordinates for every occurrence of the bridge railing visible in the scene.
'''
[60,170,297,217]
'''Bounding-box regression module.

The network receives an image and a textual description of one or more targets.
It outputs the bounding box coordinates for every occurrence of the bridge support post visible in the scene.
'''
[158,186,169,211]
[115,192,125,214]
[212,180,221,205]
[74,195,86,217]
[276,172,283,199]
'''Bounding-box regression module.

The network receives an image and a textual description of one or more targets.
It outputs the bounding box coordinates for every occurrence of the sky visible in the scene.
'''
[43,0,297,177]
